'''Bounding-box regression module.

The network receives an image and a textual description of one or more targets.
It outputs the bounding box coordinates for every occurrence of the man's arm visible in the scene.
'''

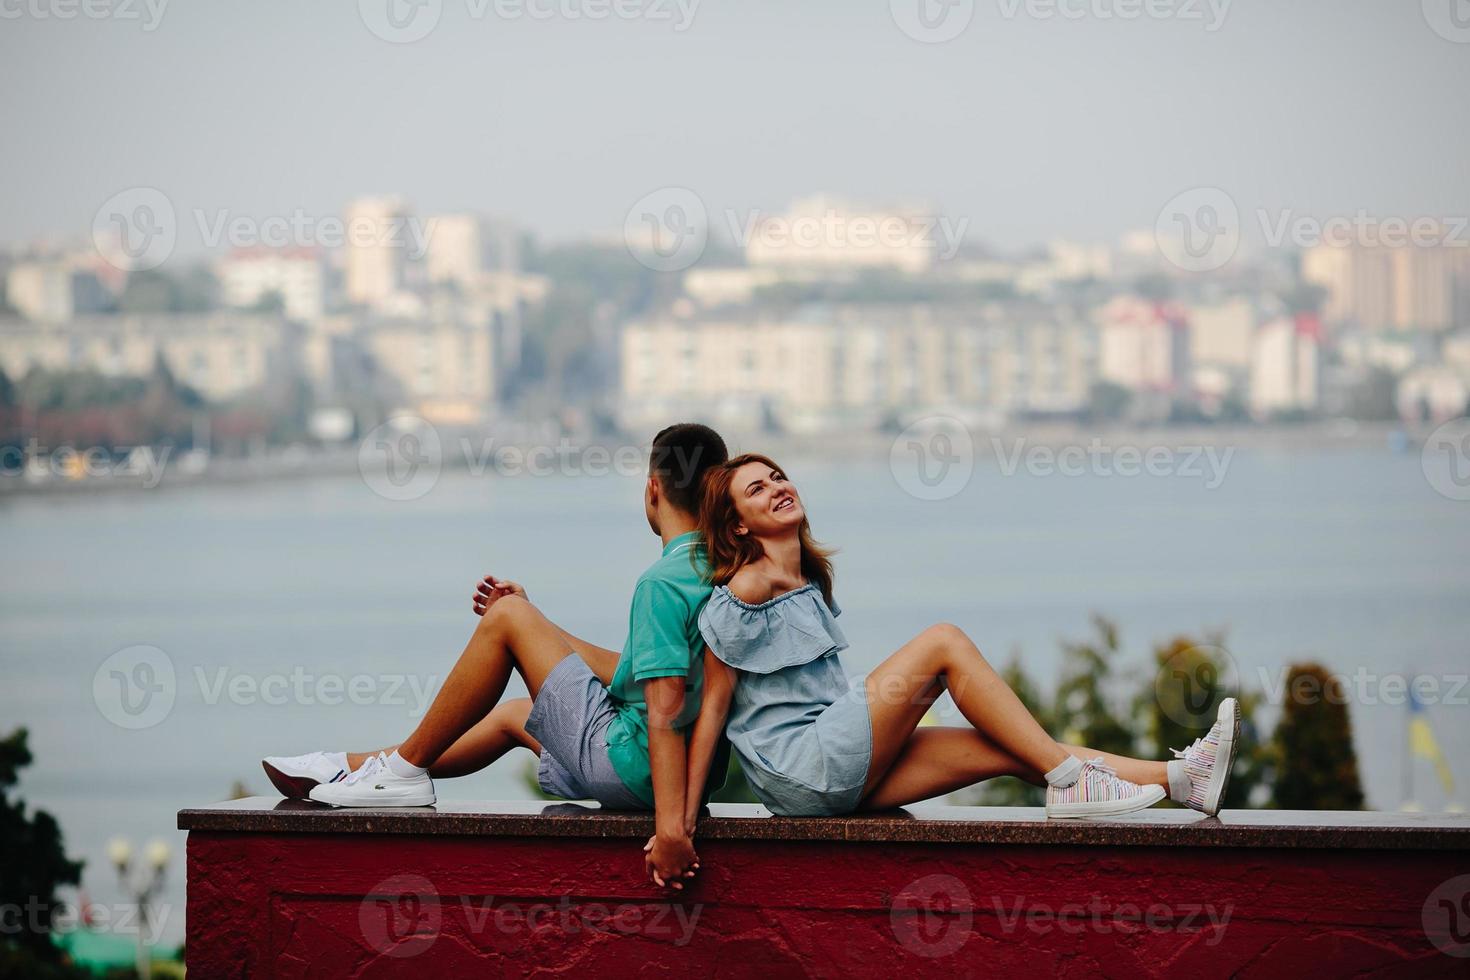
[644,675,698,889]
[682,647,734,835]
[474,575,620,683]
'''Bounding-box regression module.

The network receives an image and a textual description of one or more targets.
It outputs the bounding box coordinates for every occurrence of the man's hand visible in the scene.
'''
[472,575,527,616]
[643,833,699,890]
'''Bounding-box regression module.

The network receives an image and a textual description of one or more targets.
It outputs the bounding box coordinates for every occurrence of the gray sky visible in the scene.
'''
[2,0,1467,255]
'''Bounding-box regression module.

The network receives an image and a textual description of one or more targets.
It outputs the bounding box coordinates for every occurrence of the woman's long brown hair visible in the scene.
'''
[698,452,835,607]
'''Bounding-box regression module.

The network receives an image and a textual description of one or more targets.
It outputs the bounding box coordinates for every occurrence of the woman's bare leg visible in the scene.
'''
[862,624,1168,796]
[349,699,540,778]
[859,727,1037,810]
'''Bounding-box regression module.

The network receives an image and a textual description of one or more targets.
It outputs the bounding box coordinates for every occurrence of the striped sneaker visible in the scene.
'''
[1045,758,1167,819]
[1172,697,1240,815]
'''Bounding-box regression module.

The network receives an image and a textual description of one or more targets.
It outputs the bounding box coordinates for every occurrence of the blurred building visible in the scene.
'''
[1302,231,1470,332]
[343,196,410,308]
[357,314,496,425]
[619,303,1095,432]
[5,259,112,322]
[744,196,942,274]
[0,313,298,402]
[425,214,520,286]
[1249,315,1319,417]
[1097,296,1190,395]
[217,247,327,322]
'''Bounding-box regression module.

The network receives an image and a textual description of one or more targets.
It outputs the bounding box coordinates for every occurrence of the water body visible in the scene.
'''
[3,442,1467,947]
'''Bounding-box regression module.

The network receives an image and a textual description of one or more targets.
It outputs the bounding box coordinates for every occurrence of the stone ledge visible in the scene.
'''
[178,797,1470,850]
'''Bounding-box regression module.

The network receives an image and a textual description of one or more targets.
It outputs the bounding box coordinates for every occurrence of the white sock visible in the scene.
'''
[387,751,428,779]
[1167,759,1192,804]
[1044,755,1083,788]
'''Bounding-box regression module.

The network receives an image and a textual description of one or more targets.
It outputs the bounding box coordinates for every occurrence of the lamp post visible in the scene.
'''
[107,837,171,980]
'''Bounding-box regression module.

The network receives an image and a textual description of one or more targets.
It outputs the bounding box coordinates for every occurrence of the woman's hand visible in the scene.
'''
[643,833,699,890]
[472,575,527,616]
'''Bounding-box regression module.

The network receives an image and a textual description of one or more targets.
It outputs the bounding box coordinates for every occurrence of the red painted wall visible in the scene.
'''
[186,831,1461,978]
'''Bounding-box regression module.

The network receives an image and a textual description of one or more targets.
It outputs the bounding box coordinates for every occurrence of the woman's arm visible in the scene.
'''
[683,646,736,835]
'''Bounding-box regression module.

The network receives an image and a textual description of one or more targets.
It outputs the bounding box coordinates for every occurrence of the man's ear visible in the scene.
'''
[646,474,660,507]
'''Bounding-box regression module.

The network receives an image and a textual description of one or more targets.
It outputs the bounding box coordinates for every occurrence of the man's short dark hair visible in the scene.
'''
[650,423,729,515]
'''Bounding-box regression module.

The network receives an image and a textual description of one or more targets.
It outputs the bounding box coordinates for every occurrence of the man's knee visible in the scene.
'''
[477,595,534,635]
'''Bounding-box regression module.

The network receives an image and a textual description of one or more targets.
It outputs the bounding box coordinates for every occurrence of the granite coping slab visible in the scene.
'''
[179,798,1470,850]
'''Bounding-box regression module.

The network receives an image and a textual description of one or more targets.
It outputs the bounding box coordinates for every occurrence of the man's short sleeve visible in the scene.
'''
[626,579,692,682]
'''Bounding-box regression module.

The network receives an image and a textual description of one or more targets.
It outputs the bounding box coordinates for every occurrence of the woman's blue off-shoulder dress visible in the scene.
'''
[698,583,874,816]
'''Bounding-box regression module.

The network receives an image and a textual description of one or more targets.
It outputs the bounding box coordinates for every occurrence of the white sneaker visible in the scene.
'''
[308,752,435,808]
[1172,697,1240,816]
[262,751,350,800]
[1045,758,1167,819]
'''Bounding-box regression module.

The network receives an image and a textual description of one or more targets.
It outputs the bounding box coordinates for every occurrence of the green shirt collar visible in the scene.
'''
[662,531,700,557]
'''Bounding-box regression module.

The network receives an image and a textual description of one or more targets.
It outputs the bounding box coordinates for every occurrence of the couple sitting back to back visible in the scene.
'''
[265,423,1241,888]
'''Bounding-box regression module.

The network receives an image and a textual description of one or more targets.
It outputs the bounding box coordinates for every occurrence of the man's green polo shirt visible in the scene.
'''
[605,531,713,807]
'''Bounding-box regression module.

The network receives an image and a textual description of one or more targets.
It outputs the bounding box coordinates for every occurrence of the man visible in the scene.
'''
[262,422,729,887]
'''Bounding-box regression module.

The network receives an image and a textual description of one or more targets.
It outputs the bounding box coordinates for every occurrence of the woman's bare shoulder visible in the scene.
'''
[725,565,773,604]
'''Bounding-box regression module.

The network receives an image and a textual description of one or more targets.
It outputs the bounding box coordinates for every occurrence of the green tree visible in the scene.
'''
[1269,663,1364,810]
[961,653,1051,806]
[1052,615,1135,757]
[1138,635,1267,809]
[0,729,84,969]
[1088,382,1132,422]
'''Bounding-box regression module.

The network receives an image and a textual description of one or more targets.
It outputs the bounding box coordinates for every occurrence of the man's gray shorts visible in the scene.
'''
[524,655,647,810]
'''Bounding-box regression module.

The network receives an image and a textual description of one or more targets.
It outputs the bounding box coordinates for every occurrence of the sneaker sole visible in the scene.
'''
[262,761,322,801]
[307,785,437,808]
[1046,784,1166,819]
[1201,698,1240,816]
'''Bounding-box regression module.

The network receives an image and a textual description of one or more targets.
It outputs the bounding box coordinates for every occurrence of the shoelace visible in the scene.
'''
[342,752,387,785]
[1170,737,1203,761]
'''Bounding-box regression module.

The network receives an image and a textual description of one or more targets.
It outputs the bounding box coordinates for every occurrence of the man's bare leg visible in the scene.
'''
[349,698,540,778]
[395,595,576,769]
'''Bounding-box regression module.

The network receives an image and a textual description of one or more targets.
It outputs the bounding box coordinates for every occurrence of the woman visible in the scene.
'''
[690,453,1239,818]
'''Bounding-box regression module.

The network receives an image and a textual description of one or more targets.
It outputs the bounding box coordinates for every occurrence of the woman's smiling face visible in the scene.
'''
[730,459,806,538]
